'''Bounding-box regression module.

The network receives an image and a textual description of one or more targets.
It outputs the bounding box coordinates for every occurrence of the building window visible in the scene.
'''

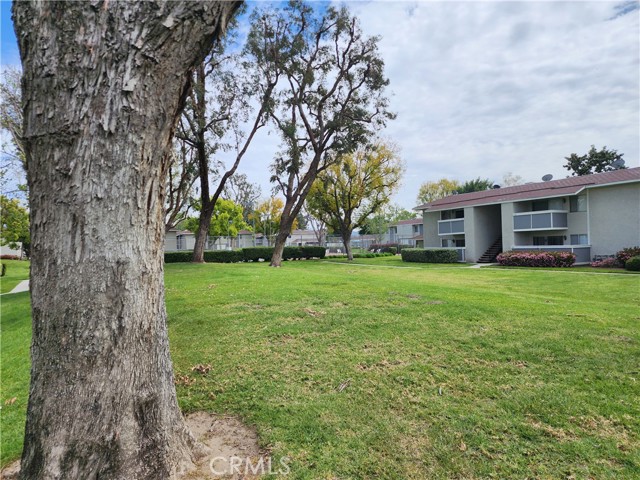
[441,209,464,220]
[533,235,564,246]
[569,195,586,212]
[455,239,466,247]
[570,234,588,245]
[531,200,549,211]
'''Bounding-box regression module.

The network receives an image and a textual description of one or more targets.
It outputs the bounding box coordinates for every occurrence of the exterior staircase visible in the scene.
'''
[477,237,502,263]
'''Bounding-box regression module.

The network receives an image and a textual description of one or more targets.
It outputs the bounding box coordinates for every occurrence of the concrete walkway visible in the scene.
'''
[8,280,29,294]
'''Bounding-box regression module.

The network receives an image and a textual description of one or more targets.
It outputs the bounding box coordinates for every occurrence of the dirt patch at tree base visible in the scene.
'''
[179,412,264,479]
[1,412,263,480]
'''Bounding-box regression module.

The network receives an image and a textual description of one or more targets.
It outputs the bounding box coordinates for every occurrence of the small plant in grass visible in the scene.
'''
[616,246,640,266]
[624,255,640,271]
[1,263,6,277]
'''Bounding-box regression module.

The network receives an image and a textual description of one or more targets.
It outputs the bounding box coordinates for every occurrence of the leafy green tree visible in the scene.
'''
[0,195,29,256]
[185,198,248,240]
[458,177,492,194]
[359,214,389,244]
[249,197,298,245]
[386,204,417,223]
[306,143,403,260]
[245,1,393,266]
[416,178,461,204]
[564,145,626,176]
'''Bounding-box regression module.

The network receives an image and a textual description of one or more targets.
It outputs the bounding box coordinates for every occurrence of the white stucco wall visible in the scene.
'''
[422,211,441,248]
[501,202,516,250]
[588,183,640,256]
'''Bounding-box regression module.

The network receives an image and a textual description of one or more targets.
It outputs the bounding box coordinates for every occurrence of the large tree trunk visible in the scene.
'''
[341,231,354,261]
[192,202,215,263]
[270,218,294,267]
[14,2,240,479]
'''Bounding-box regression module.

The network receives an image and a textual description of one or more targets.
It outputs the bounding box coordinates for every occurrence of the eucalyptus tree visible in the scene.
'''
[178,11,280,263]
[13,1,240,478]
[244,1,394,266]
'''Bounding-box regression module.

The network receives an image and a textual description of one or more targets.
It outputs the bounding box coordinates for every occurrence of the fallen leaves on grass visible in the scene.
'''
[191,364,212,375]
[175,375,196,387]
[303,308,325,318]
[4,397,16,406]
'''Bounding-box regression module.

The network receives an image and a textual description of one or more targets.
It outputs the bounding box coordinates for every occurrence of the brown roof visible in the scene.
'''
[395,218,422,225]
[416,167,640,211]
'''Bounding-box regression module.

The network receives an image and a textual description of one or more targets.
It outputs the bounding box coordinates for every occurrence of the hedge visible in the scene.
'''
[625,255,640,272]
[496,250,575,268]
[164,246,326,264]
[401,248,459,263]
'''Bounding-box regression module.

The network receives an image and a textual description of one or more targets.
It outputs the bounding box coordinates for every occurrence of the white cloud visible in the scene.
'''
[340,0,640,207]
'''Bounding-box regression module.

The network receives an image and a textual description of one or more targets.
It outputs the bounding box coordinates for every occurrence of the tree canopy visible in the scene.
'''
[244,0,393,266]
[458,177,492,194]
[306,142,403,259]
[185,198,248,238]
[564,145,626,176]
[0,195,29,251]
[416,178,460,204]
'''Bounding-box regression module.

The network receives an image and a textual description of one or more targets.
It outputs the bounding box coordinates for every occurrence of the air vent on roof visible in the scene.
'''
[452,191,458,195]
[492,184,501,189]
[541,174,553,182]
[612,159,626,169]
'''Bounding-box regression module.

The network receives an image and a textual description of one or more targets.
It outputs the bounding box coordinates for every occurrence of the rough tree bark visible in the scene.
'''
[13,1,240,479]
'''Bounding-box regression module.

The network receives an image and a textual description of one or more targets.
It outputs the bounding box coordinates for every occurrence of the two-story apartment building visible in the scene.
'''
[416,168,640,263]
[388,218,424,247]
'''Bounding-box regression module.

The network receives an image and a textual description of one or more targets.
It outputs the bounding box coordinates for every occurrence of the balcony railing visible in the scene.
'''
[513,210,568,231]
[438,218,465,235]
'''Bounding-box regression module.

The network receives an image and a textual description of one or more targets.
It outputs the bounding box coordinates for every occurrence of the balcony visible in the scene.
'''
[513,210,568,232]
[438,218,465,236]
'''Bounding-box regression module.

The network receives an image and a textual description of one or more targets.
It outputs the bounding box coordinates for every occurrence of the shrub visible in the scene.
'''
[164,251,193,263]
[301,246,326,259]
[590,257,622,268]
[0,255,21,260]
[616,247,640,266]
[401,248,459,263]
[242,247,274,262]
[624,255,640,272]
[496,250,575,268]
[1,263,6,277]
[203,250,244,263]
[388,247,397,255]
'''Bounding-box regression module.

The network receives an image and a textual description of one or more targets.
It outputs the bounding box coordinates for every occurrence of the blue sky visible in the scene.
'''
[1,1,639,209]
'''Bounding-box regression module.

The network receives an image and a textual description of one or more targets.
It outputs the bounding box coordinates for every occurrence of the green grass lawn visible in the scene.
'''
[0,260,30,294]
[2,259,639,478]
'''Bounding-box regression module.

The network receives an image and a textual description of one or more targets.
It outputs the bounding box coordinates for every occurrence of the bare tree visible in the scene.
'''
[13,2,240,478]
[244,2,394,266]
